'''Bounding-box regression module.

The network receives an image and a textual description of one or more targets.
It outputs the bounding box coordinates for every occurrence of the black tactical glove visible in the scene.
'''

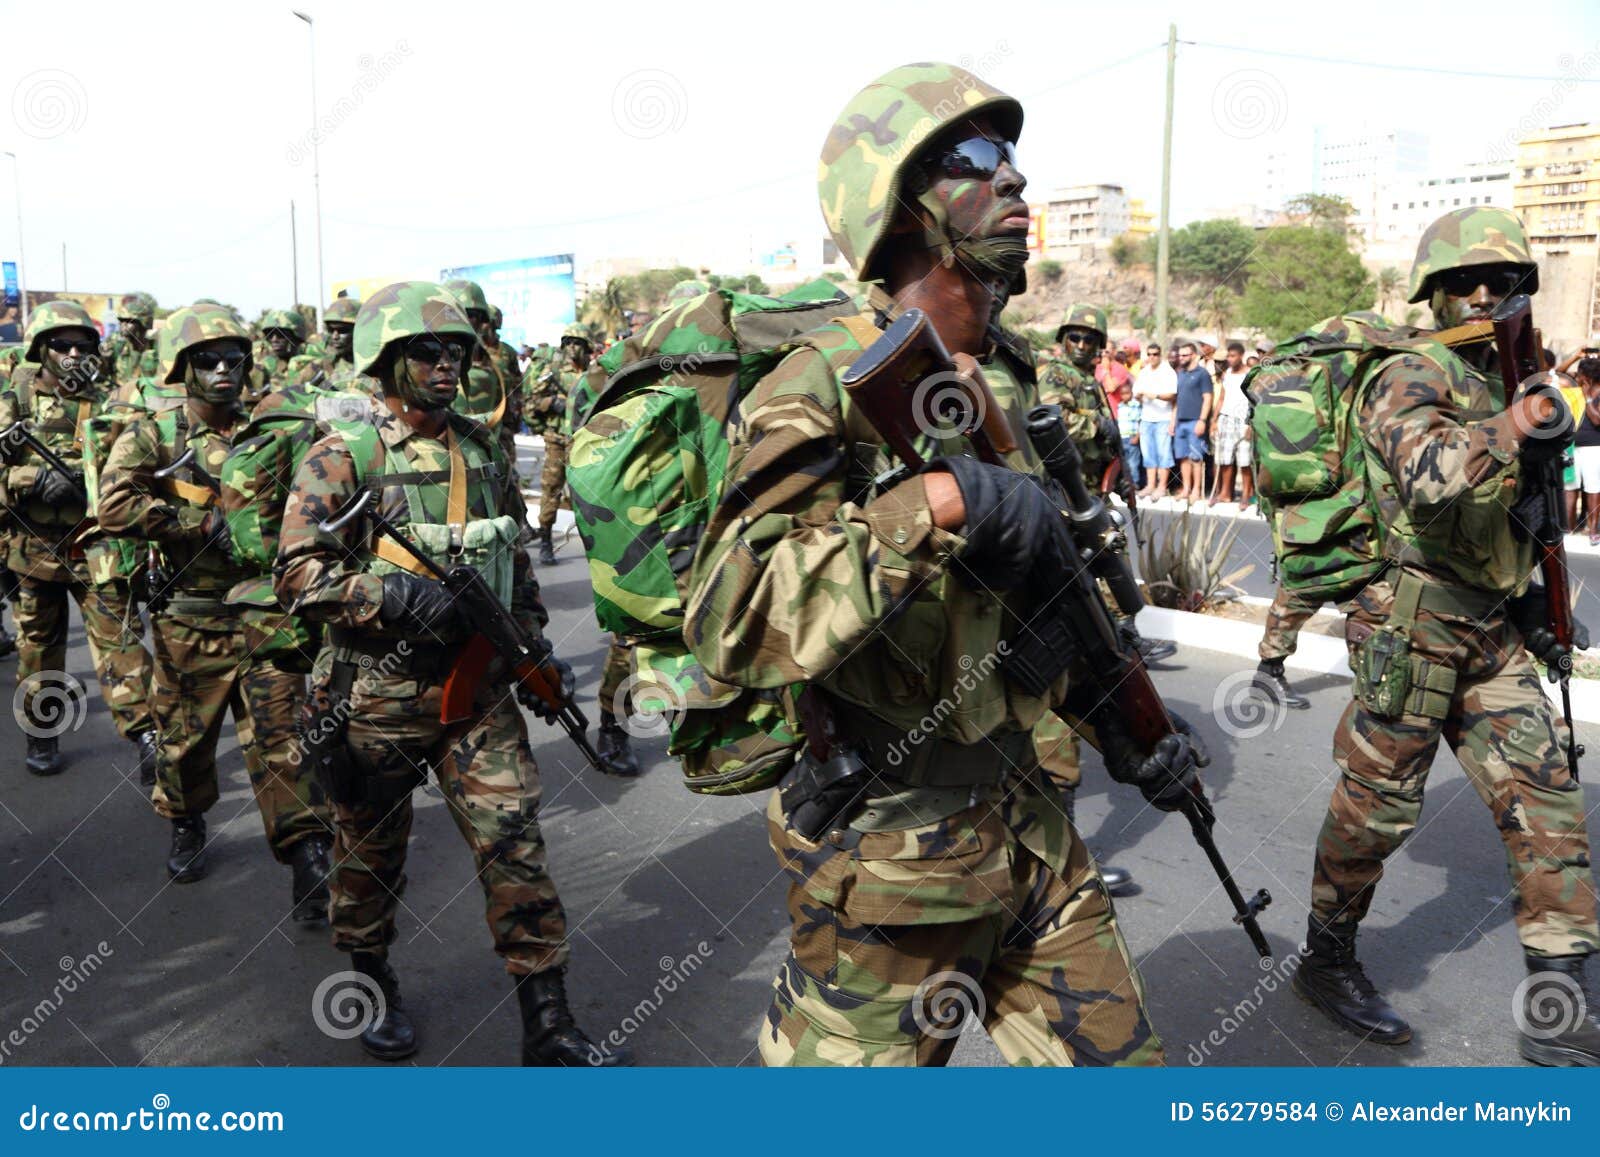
[32,468,81,505]
[549,397,566,416]
[377,572,466,639]
[516,642,576,722]
[934,455,1066,592]
[197,509,235,563]
[1512,587,1590,681]
[1517,379,1575,464]
[1096,415,1121,450]
[1101,709,1208,812]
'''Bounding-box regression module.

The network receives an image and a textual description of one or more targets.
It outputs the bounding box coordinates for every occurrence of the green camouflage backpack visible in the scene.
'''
[1246,313,1453,600]
[568,279,856,796]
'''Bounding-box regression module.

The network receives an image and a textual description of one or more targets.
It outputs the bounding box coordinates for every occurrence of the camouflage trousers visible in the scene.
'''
[761,773,1162,1066]
[12,565,153,741]
[148,610,329,863]
[598,635,633,720]
[1311,578,1600,958]
[328,665,569,974]
[538,437,568,530]
[1259,584,1327,662]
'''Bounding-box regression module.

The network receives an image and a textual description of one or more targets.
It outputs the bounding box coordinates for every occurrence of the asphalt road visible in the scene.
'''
[1,453,1592,1068]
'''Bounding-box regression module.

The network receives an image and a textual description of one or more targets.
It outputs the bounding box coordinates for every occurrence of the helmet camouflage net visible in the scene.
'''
[353,280,477,379]
[324,296,362,326]
[260,308,309,342]
[23,300,98,363]
[560,322,593,348]
[818,62,1023,281]
[116,291,157,325]
[1055,302,1107,344]
[160,303,251,383]
[1408,206,1538,303]
[667,278,710,302]
[442,278,489,317]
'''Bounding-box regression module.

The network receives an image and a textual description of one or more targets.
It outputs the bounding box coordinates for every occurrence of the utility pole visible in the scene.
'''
[290,199,300,305]
[1155,23,1176,348]
[4,151,27,324]
[293,10,326,325]
[61,242,67,292]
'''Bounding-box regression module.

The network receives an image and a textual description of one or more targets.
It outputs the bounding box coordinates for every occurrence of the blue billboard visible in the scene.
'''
[439,253,575,351]
[1,261,18,343]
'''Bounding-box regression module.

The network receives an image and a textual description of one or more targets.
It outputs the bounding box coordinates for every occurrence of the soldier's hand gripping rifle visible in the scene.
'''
[841,308,1274,960]
[320,488,604,774]
[0,420,87,502]
[145,447,226,614]
[1494,293,1585,781]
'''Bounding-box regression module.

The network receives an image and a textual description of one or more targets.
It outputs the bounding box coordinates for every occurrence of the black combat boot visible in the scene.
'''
[515,968,631,1066]
[166,816,208,882]
[1063,786,1135,896]
[132,730,159,787]
[1518,954,1600,1066]
[288,837,332,925]
[1253,659,1310,709]
[0,621,16,659]
[1291,919,1410,1043]
[595,718,642,778]
[537,527,558,566]
[350,951,417,1061]
[1118,617,1176,664]
[24,736,63,777]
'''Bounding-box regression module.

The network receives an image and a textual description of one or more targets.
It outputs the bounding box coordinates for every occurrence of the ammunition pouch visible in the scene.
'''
[1350,571,1474,721]
[301,658,364,807]
[327,629,455,683]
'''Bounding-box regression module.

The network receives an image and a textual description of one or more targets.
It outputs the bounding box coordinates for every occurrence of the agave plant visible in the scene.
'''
[1138,509,1257,612]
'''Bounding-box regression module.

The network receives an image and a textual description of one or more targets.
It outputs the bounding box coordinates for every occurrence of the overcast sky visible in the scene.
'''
[4,0,1599,314]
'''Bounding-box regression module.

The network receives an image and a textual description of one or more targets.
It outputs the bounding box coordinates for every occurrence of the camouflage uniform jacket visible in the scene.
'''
[98,399,254,598]
[106,335,159,392]
[1359,348,1532,595]
[274,406,546,643]
[1039,356,1112,477]
[686,308,1069,749]
[288,350,354,389]
[526,364,577,444]
[0,366,108,581]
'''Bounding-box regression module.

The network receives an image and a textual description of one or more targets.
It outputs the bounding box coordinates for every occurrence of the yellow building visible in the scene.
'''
[1514,123,1600,245]
[1128,198,1155,238]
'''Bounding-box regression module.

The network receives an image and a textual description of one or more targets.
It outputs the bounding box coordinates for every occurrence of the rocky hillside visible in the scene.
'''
[1007,258,1218,345]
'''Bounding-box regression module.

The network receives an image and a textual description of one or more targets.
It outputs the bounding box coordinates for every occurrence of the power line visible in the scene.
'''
[1188,39,1600,83]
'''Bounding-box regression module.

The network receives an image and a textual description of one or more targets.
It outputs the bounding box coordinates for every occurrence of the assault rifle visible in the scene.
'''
[0,420,87,501]
[1493,293,1584,781]
[144,447,223,614]
[320,488,603,773]
[841,308,1274,960]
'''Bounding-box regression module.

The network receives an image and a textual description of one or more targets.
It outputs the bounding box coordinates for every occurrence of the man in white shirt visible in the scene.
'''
[1209,340,1254,506]
[1132,342,1177,498]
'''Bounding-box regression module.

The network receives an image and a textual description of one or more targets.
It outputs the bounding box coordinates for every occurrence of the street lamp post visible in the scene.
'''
[4,151,28,328]
[292,9,326,328]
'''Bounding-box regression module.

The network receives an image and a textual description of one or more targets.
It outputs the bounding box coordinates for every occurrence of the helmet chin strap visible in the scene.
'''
[914,189,1030,305]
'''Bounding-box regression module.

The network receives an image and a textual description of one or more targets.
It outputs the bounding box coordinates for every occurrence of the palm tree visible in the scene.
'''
[1376,267,1404,321]
[1201,285,1238,346]
[580,278,629,339]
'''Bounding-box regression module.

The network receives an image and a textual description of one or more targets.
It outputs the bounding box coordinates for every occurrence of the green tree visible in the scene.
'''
[1376,266,1404,319]
[618,265,697,311]
[1283,193,1357,235]
[1200,285,1239,344]
[1110,232,1146,270]
[1035,258,1064,284]
[1241,226,1374,339]
[1167,218,1257,292]
[580,278,629,338]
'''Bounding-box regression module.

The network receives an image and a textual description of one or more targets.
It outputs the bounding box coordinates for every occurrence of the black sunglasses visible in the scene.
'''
[46,337,97,355]
[1062,331,1100,346]
[188,349,248,371]
[1435,266,1528,297]
[925,135,1019,181]
[404,336,467,365]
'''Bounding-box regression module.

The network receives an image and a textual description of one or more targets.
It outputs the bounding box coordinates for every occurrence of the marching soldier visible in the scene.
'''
[105,292,159,390]
[1292,207,1600,1065]
[275,280,624,1066]
[251,308,311,399]
[98,304,332,914]
[289,297,360,387]
[0,301,157,779]
[527,324,589,566]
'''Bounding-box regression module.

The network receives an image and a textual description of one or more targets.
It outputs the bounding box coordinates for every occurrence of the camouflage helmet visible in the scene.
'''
[260,308,309,342]
[1408,206,1538,303]
[1055,302,1107,344]
[488,303,503,329]
[23,300,98,363]
[559,322,593,348]
[116,291,157,325]
[668,278,710,302]
[160,303,251,383]
[353,280,477,379]
[442,278,490,317]
[819,62,1024,281]
[324,296,362,326]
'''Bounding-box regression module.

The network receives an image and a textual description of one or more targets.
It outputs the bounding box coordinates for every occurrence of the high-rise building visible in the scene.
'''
[1514,123,1600,244]
[1313,126,1431,244]
[1379,160,1515,244]
[1028,184,1135,259]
